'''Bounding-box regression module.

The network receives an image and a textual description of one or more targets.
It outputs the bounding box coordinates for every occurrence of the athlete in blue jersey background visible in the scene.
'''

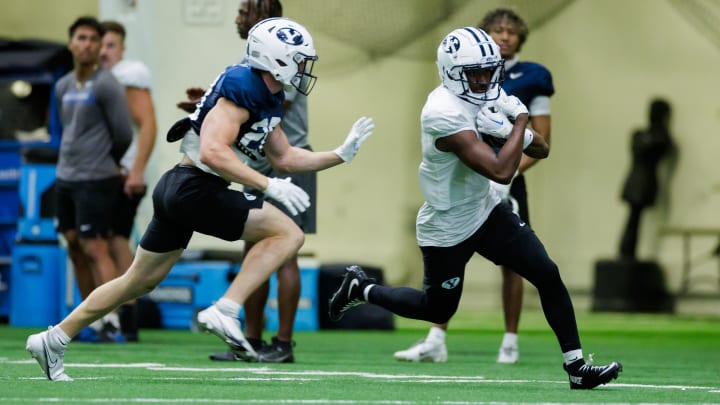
[483,8,554,364]
[26,17,374,381]
[394,8,554,365]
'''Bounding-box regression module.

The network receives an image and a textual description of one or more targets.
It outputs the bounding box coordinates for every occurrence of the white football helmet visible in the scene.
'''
[246,17,318,95]
[436,27,504,104]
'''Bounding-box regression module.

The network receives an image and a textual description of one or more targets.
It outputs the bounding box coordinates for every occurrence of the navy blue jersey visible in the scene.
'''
[502,61,554,107]
[189,64,284,162]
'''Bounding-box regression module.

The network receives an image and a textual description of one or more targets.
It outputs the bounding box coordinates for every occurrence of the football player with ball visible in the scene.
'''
[328,25,622,390]
[394,8,557,366]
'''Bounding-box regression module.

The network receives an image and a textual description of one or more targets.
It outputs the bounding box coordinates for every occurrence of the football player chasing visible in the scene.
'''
[26,17,374,381]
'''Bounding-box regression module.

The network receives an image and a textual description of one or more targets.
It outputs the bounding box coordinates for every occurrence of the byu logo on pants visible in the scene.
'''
[441,277,461,289]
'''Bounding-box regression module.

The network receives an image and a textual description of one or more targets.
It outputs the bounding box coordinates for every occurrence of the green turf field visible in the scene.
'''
[1,310,719,404]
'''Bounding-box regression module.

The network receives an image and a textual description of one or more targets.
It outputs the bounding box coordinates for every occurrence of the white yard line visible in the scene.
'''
[0,399,711,405]
[5,359,719,395]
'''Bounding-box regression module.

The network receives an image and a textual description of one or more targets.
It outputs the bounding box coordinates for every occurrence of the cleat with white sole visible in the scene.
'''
[394,339,448,363]
[197,305,257,362]
[497,344,519,364]
[26,328,73,381]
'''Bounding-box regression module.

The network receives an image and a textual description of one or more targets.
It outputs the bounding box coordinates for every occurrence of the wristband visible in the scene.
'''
[522,128,534,150]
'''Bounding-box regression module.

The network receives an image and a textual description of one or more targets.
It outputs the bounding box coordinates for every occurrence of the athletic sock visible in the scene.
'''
[89,318,104,332]
[103,312,121,329]
[48,326,70,350]
[563,349,584,366]
[501,332,518,348]
[216,297,241,319]
[427,326,446,343]
[363,284,374,302]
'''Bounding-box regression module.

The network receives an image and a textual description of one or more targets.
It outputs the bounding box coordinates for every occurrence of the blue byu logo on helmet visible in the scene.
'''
[276,27,304,45]
[442,35,461,54]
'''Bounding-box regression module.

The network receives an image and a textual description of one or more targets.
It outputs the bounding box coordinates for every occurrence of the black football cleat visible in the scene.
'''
[209,338,265,362]
[564,359,623,389]
[328,265,371,321]
[257,336,295,363]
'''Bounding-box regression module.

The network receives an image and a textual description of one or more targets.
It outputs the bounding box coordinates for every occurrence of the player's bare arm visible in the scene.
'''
[124,86,157,195]
[263,125,343,174]
[519,114,551,172]
[265,116,374,174]
[197,97,268,190]
[522,124,549,160]
[437,113,529,184]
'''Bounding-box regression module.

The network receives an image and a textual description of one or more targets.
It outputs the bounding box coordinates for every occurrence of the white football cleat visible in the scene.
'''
[197,305,257,362]
[497,344,519,364]
[394,339,448,363]
[26,328,73,381]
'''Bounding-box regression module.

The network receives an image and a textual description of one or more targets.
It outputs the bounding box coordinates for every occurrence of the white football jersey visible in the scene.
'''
[111,59,152,170]
[416,86,501,247]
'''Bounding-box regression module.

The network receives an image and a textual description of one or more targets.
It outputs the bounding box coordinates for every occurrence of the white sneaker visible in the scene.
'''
[26,328,73,381]
[196,305,257,361]
[497,344,519,364]
[394,339,448,362]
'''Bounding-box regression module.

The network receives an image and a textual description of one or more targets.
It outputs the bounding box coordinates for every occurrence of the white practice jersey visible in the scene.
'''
[416,85,502,247]
[111,59,152,170]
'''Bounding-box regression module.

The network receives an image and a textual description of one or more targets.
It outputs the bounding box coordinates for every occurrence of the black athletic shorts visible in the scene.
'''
[139,165,263,253]
[112,182,147,238]
[420,202,551,306]
[55,177,121,239]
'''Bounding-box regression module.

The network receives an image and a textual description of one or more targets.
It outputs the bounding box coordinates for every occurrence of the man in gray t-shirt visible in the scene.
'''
[54,16,132,342]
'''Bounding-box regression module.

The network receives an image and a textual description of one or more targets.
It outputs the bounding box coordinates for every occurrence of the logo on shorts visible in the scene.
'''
[244,193,257,201]
[79,224,92,232]
[441,277,461,289]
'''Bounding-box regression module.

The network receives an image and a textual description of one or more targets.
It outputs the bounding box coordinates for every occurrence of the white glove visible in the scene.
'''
[476,105,513,139]
[263,177,310,216]
[495,88,528,120]
[333,116,374,163]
